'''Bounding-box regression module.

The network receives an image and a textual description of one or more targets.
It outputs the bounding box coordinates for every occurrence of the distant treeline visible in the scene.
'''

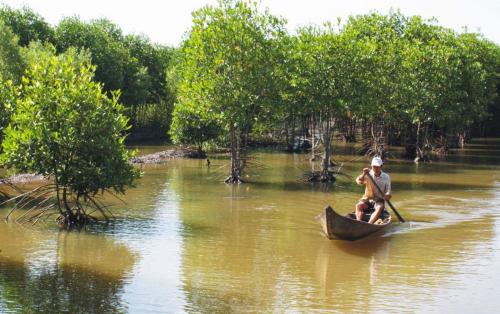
[1,2,500,179]
[0,5,177,140]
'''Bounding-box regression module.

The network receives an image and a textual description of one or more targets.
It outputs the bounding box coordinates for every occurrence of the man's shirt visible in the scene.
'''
[356,170,391,200]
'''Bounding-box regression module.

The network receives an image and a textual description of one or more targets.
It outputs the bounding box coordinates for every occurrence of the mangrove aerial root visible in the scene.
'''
[2,183,115,229]
[56,211,98,230]
[304,171,336,183]
[224,176,245,184]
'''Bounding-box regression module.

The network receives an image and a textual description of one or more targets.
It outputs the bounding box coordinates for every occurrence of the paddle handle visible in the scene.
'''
[366,172,405,223]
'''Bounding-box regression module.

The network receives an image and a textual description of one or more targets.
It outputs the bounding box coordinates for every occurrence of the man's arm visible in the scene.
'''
[384,175,392,200]
[356,168,370,185]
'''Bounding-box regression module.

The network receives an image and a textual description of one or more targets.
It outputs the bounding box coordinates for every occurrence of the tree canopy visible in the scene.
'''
[0,5,55,46]
[0,44,140,225]
[173,0,286,182]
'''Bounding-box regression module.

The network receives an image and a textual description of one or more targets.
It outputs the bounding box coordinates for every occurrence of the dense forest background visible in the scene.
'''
[0,5,176,141]
[1,1,499,177]
[0,0,499,222]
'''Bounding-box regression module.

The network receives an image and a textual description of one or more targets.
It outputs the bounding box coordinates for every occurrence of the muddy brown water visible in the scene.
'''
[1,139,500,313]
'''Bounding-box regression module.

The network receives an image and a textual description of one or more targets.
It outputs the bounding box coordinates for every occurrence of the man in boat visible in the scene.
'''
[355,157,391,224]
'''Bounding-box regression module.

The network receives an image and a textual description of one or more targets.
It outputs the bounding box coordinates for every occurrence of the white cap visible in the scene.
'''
[371,157,383,167]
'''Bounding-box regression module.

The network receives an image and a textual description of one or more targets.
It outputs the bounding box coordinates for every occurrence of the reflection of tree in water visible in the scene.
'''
[0,229,135,313]
[0,260,127,313]
[178,184,282,312]
[313,237,391,310]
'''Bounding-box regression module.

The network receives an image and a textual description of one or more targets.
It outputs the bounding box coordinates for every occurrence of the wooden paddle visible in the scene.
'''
[366,172,405,223]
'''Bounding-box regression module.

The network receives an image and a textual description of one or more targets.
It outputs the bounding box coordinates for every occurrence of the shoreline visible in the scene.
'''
[1,148,205,186]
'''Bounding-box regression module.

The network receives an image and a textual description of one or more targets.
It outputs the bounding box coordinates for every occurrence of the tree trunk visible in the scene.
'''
[311,116,315,159]
[231,127,239,180]
[62,187,76,225]
[415,122,431,162]
[348,118,356,142]
[310,115,322,162]
[225,126,243,184]
[320,112,335,182]
[52,156,65,216]
[415,122,421,161]
[458,129,467,149]
[363,121,385,158]
[339,118,356,143]
[289,115,296,152]
[285,118,292,152]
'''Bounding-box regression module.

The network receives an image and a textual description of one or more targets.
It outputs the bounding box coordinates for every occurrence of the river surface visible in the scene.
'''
[1,139,500,313]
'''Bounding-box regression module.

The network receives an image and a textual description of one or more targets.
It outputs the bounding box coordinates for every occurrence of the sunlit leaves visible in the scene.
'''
[173,1,284,165]
[0,44,139,195]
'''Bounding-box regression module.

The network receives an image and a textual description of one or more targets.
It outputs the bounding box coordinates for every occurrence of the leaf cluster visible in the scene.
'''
[171,0,286,147]
[0,44,139,196]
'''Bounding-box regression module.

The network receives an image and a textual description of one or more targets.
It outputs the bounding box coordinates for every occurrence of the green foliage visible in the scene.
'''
[54,18,177,136]
[336,12,500,156]
[1,3,495,167]
[54,18,177,109]
[123,34,175,104]
[453,34,499,127]
[396,21,494,134]
[0,18,24,82]
[179,0,284,128]
[122,35,179,132]
[295,24,370,118]
[173,5,500,165]
[0,44,139,196]
[55,18,131,98]
[0,19,23,144]
[0,5,55,46]
[0,77,16,144]
[177,0,285,180]
[165,48,183,106]
[170,103,222,152]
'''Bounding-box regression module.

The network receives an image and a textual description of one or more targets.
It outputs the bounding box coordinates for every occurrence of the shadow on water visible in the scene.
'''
[321,220,413,258]
[313,237,395,311]
[178,221,220,238]
[332,235,392,258]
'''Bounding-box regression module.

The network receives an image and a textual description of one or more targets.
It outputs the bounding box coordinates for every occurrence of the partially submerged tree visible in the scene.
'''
[295,24,368,182]
[177,0,285,183]
[269,33,311,152]
[344,12,409,157]
[0,44,140,227]
[397,24,492,161]
[450,34,499,148]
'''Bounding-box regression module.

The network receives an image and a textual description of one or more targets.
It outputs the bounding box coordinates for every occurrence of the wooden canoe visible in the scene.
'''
[317,206,392,241]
